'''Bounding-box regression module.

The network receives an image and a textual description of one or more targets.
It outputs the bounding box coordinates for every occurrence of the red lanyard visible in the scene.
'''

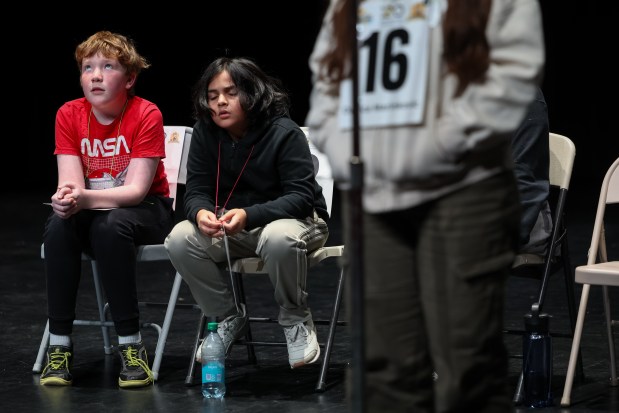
[215,140,254,216]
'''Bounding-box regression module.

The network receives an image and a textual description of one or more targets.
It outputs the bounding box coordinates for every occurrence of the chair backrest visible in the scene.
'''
[546,132,576,258]
[549,132,576,190]
[587,157,619,265]
[163,126,193,209]
[606,158,619,205]
[301,126,334,216]
[512,132,576,268]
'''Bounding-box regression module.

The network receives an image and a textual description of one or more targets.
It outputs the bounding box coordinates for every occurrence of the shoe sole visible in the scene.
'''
[40,377,72,386]
[290,346,321,369]
[118,377,153,388]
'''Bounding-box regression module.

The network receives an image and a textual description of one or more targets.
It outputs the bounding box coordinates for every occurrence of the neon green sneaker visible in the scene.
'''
[117,342,153,388]
[40,345,73,386]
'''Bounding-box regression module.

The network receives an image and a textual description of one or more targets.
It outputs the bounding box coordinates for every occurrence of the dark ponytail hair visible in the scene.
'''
[442,0,491,96]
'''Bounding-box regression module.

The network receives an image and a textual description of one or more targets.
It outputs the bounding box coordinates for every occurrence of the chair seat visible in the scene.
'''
[41,243,169,263]
[308,245,344,265]
[136,244,169,262]
[229,246,344,274]
[575,261,619,286]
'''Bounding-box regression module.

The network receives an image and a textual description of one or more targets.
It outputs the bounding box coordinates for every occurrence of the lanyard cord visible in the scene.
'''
[215,140,254,216]
[85,99,128,179]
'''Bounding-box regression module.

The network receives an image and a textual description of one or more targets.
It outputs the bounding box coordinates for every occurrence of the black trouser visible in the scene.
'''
[343,171,520,413]
[43,195,173,336]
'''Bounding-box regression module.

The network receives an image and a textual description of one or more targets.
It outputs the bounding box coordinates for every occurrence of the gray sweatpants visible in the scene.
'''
[164,213,329,326]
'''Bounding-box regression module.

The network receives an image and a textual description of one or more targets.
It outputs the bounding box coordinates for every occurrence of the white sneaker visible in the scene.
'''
[284,319,320,368]
[195,304,248,363]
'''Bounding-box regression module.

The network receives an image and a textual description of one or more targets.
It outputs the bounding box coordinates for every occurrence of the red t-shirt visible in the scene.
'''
[55,96,170,197]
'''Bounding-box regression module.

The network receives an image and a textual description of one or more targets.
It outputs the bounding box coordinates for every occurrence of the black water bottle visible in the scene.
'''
[522,311,553,408]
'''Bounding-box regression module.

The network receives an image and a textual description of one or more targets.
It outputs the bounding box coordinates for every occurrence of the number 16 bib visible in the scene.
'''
[339,0,433,129]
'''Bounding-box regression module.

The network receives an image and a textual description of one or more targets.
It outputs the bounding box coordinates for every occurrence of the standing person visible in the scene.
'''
[511,87,552,255]
[41,31,173,389]
[306,0,544,411]
[164,57,330,369]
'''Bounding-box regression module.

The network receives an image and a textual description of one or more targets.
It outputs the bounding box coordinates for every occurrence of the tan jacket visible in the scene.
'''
[306,0,545,213]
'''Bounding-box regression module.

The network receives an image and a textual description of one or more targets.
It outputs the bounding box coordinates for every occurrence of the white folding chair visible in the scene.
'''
[509,133,578,329]
[509,132,581,402]
[184,127,346,392]
[33,126,194,381]
[561,156,619,407]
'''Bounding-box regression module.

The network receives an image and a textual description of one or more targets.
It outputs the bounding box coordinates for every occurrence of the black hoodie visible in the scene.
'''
[184,116,329,230]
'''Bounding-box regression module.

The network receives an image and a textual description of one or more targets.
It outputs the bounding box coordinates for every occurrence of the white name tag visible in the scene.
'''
[339,0,431,129]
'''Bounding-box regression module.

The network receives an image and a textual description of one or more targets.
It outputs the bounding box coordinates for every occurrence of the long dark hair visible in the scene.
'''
[192,57,290,129]
[320,0,491,97]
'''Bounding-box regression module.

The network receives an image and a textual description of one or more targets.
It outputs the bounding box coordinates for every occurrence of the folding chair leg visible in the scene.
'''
[316,266,345,392]
[513,371,524,404]
[561,243,585,381]
[602,286,618,386]
[33,321,51,373]
[91,263,113,354]
[561,284,591,407]
[186,313,208,386]
[149,272,183,381]
[235,273,257,363]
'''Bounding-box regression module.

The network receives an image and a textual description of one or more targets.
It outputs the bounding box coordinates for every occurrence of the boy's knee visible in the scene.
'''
[164,221,191,256]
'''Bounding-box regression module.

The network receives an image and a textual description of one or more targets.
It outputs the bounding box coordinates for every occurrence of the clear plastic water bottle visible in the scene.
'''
[522,311,553,408]
[201,322,226,399]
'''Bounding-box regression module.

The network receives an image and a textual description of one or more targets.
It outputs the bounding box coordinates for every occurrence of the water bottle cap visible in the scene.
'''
[207,322,219,331]
[524,312,550,333]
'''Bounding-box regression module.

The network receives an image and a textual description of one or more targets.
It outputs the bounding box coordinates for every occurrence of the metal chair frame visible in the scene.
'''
[33,126,194,381]
[561,156,619,407]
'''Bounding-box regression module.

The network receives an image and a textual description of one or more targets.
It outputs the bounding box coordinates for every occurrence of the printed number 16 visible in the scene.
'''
[361,28,409,93]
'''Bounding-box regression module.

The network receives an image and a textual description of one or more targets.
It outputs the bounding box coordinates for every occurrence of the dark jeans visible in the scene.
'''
[342,171,520,413]
[43,195,174,336]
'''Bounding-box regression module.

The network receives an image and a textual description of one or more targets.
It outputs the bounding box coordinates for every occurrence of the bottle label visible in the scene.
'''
[202,361,224,383]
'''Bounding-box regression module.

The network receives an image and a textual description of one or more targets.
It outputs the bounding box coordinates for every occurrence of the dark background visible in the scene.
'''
[9,1,618,201]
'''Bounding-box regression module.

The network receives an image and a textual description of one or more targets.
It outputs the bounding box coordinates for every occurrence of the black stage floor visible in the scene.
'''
[1,187,617,413]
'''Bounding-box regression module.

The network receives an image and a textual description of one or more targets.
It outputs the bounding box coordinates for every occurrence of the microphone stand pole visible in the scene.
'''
[348,1,365,412]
